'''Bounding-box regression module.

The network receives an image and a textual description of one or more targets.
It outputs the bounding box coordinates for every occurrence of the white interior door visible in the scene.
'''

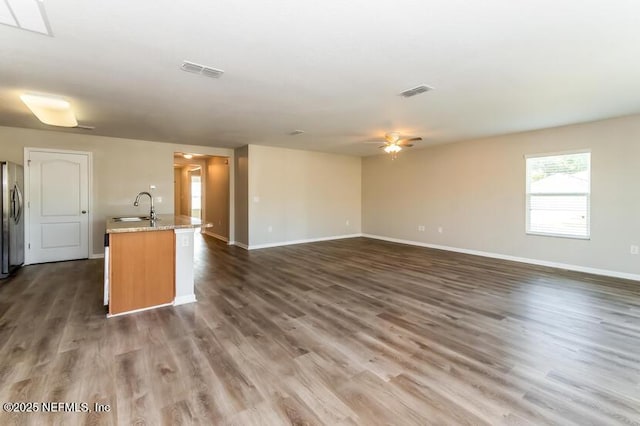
[27,150,89,263]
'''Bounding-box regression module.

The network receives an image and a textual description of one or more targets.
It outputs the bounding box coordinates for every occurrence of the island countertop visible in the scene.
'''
[106,214,212,234]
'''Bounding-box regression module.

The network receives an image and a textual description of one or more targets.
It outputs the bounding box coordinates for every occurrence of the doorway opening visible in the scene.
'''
[174,153,231,242]
[190,168,202,219]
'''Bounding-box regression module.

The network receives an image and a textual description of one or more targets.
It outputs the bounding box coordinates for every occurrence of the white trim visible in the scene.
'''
[524,148,591,159]
[362,234,640,282]
[526,231,590,240]
[204,229,229,242]
[23,147,93,265]
[174,294,197,306]
[106,302,173,318]
[232,241,249,250]
[248,233,362,250]
[89,253,104,259]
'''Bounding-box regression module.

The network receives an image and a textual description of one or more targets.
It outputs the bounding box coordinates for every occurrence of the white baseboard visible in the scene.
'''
[89,253,104,259]
[174,294,197,306]
[362,234,640,282]
[231,241,250,250]
[249,233,363,250]
[204,229,229,242]
[106,302,173,318]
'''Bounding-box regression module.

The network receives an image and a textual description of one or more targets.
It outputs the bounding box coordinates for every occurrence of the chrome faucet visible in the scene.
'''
[134,191,157,221]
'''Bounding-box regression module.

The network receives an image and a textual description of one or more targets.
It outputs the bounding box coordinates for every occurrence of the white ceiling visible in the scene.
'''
[1,0,640,156]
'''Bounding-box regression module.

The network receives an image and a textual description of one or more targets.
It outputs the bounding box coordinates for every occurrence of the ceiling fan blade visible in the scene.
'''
[400,137,422,143]
[378,145,387,149]
[385,132,401,143]
[401,144,414,148]
[396,138,421,147]
[363,139,387,144]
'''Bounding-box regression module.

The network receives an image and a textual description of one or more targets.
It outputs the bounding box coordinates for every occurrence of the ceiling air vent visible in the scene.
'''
[181,61,224,78]
[202,67,224,79]
[181,61,204,73]
[399,84,433,98]
[289,130,305,136]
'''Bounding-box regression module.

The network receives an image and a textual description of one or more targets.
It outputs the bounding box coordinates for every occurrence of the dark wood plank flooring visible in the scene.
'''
[0,236,639,425]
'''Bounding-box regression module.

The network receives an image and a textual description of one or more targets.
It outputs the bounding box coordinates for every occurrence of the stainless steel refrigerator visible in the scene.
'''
[1,161,24,278]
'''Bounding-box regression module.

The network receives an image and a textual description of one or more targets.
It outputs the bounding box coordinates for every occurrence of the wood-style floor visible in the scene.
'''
[0,236,639,425]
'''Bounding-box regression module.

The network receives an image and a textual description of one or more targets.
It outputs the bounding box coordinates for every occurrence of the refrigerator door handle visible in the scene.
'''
[10,187,16,219]
[13,184,22,223]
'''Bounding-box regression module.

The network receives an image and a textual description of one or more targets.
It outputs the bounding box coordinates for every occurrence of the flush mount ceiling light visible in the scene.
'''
[20,93,78,127]
[0,0,53,36]
[183,154,193,159]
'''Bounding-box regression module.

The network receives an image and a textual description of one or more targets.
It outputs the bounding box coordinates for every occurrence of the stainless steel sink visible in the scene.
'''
[112,216,151,222]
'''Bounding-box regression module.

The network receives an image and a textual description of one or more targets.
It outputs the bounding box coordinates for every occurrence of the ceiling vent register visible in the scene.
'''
[399,84,433,98]
[181,61,224,78]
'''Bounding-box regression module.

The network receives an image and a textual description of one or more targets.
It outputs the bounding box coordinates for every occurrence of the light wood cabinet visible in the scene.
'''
[108,230,175,315]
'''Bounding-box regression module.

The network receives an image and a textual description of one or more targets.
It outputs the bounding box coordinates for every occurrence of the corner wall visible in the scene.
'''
[362,115,640,277]
[205,156,230,240]
[248,145,361,248]
[234,146,249,247]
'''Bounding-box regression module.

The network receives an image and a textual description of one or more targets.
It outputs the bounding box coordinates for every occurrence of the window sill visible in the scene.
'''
[526,231,590,240]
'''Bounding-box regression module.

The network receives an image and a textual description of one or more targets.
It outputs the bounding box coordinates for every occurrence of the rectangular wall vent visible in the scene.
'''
[399,84,433,98]
[181,61,224,78]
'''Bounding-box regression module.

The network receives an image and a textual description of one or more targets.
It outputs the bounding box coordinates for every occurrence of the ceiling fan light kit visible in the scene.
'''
[369,132,423,158]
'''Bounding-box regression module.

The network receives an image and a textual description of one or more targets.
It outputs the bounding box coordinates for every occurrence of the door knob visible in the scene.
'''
[81,210,87,214]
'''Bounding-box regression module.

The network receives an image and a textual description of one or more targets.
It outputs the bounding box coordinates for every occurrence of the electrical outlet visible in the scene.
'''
[268,226,273,233]
[156,196,162,203]
[149,184,156,190]
[631,245,639,255]
[438,226,443,234]
[346,219,350,226]
[253,196,260,203]
[418,225,425,232]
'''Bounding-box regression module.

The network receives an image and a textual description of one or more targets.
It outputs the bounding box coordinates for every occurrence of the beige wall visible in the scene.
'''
[248,145,361,247]
[234,146,249,246]
[205,156,230,240]
[0,125,234,255]
[173,165,192,216]
[362,115,640,276]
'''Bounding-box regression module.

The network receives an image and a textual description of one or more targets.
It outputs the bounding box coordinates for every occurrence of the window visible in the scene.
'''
[526,151,591,239]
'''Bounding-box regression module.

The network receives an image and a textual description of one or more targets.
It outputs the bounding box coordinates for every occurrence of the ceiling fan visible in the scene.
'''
[366,132,422,158]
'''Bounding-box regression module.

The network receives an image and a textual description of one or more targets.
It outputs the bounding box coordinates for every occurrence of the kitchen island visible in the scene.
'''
[104,214,211,317]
